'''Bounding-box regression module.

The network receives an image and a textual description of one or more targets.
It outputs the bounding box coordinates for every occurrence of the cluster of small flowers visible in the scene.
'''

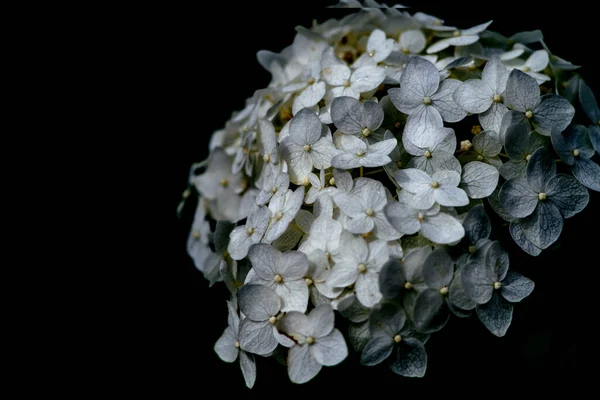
[179,0,599,388]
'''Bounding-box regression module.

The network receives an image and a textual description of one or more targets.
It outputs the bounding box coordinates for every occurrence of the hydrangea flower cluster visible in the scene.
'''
[179,1,599,388]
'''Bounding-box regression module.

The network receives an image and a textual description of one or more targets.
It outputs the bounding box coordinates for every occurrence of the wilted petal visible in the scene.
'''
[520,200,563,249]
[413,288,449,333]
[532,94,575,136]
[476,292,513,337]
[390,337,427,378]
[545,174,590,218]
[501,271,534,302]
[360,334,394,366]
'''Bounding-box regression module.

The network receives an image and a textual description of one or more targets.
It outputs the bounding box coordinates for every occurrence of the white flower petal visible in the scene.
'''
[420,212,465,244]
[453,79,494,114]
[431,78,467,122]
[311,329,349,366]
[275,278,309,313]
[351,65,386,92]
[288,344,322,384]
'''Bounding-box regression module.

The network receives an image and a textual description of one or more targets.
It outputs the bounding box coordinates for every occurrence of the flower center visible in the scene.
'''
[329,177,336,186]
[304,144,312,152]
[365,208,375,217]
[356,150,365,157]
[572,149,580,157]
[305,278,313,286]
[343,79,351,87]
[269,316,277,324]
[494,282,502,290]
[440,286,449,295]
[468,245,477,253]
[393,334,402,343]
[274,274,283,283]
[522,66,531,72]
[525,110,533,119]
[192,231,201,240]
[220,178,229,187]
[271,185,278,193]
[357,263,367,273]
[430,180,440,188]
[247,227,255,236]
[453,30,461,37]
[423,96,432,105]
[417,212,425,222]
[306,336,315,345]
[460,140,472,152]
[263,154,271,163]
[234,341,240,348]
[538,192,547,201]
[424,150,433,158]
[525,153,532,161]
[307,77,316,85]
[275,211,284,220]
[493,94,503,103]
[361,127,371,137]
[404,281,413,290]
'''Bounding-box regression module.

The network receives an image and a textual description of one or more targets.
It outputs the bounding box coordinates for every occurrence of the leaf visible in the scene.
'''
[238,284,281,321]
[509,29,543,44]
[476,292,513,337]
[460,161,499,199]
[546,173,591,217]
[288,344,322,384]
[390,337,427,377]
[578,79,600,123]
[214,220,234,255]
[501,271,535,302]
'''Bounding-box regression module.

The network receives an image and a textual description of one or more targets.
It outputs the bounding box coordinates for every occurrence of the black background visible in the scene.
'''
[150,0,597,395]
